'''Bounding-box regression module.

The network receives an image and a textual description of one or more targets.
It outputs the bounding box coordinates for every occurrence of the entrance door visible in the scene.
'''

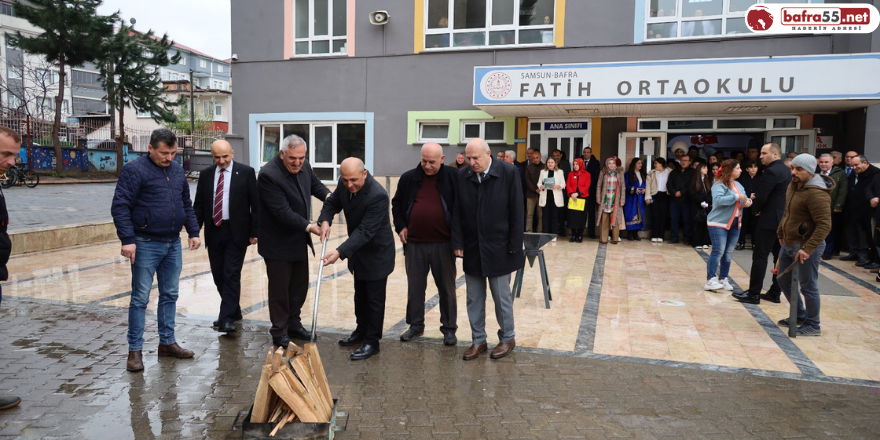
[544,132,589,164]
[766,129,817,157]
[617,132,667,169]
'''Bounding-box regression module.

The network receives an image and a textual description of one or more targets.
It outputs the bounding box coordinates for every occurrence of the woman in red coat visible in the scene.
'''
[566,158,592,242]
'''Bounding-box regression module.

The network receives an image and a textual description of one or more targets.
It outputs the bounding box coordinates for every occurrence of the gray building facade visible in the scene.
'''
[230,0,880,181]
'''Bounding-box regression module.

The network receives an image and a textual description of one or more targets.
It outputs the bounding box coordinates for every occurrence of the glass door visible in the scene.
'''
[617,131,667,169]
[311,124,336,181]
[766,129,817,157]
[544,132,589,164]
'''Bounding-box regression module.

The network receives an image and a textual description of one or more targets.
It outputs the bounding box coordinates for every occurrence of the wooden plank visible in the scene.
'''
[305,343,333,408]
[271,347,284,373]
[265,348,274,366]
[290,353,330,420]
[269,413,289,437]
[285,341,303,358]
[268,401,285,423]
[251,364,275,423]
[268,369,322,423]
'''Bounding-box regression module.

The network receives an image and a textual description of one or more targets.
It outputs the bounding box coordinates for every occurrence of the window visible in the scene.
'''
[72,97,107,115]
[211,79,228,91]
[418,122,450,142]
[7,64,21,79]
[218,64,224,73]
[1,3,15,16]
[35,69,60,85]
[260,121,366,182]
[71,70,101,88]
[39,97,54,113]
[136,107,152,118]
[199,59,207,68]
[424,0,556,50]
[203,101,211,115]
[7,94,21,109]
[461,120,505,142]
[294,0,348,56]
[179,56,186,66]
[215,102,222,116]
[645,0,821,40]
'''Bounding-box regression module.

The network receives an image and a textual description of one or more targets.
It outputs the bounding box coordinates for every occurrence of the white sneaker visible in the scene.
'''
[695,246,701,250]
[651,238,658,242]
[551,236,557,242]
[658,238,663,243]
[704,277,724,290]
[703,245,710,249]
[721,278,734,291]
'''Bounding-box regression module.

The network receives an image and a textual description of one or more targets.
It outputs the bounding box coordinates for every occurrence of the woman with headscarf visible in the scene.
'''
[566,158,591,242]
[596,156,626,244]
[623,157,647,240]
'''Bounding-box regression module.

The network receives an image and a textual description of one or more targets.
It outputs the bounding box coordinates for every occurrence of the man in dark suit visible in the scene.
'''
[193,140,259,333]
[842,155,879,266]
[453,138,524,361]
[319,158,396,361]
[580,146,601,238]
[257,135,331,348]
[734,142,790,304]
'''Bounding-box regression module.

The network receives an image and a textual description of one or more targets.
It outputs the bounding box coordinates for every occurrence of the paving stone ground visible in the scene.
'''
[2,296,880,440]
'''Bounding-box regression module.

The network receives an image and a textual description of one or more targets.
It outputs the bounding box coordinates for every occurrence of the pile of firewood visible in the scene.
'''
[251,342,334,436]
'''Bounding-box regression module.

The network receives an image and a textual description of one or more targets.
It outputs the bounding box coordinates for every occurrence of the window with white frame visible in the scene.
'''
[645,0,822,40]
[179,56,186,66]
[260,121,366,182]
[7,94,21,109]
[218,64,224,73]
[418,122,450,143]
[199,59,207,68]
[39,97,54,113]
[137,107,152,118]
[424,0,556,50]
[294,0,348,56]
[215,102,222,116]
[203,101,211,116]
[461,120,505,142]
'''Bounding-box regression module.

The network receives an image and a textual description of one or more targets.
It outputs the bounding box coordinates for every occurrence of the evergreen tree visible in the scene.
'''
[99,22,181,175]
[8,0,115,174]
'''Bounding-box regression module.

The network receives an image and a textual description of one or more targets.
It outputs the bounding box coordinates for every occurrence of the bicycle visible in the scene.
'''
[1,164,40,188]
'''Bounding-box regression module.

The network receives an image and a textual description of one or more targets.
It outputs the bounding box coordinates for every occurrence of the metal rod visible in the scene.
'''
[789,243,801,338]
[311,237,329,343]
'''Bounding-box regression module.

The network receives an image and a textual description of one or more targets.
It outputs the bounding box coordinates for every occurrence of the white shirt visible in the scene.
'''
[213,162,233,221]
[656,168,669,192]
[479,160,492,182]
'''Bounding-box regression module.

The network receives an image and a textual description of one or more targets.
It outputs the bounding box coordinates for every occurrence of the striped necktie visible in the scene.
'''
[213,169,225,226]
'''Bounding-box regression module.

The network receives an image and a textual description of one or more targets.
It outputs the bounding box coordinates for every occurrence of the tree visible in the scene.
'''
[99,22,180,175]
[8,0,115,174]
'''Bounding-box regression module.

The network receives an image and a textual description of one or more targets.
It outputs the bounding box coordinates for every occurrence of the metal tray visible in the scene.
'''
[233,399,347,440]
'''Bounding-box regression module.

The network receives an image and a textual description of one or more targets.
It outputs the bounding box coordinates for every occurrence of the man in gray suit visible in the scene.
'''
[319,158,396,361]
[452,138,524,361]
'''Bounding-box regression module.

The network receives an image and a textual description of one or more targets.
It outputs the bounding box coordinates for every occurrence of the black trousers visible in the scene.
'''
[845,212,876,261]
[353,276,388,345]
[586,196,597,237]
[543,202,561,234]
[404,242,457,334]
[650,192,669,240]
[207,225,246,324]
[739,207,756,246]
[748,228,781,297]
[823,211,842,257]
[265,259,309,339]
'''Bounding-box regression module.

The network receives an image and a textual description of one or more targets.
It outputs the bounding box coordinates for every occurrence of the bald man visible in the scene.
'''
[193,140,259,333]
[319,158,396,361]
[391,143,459,345]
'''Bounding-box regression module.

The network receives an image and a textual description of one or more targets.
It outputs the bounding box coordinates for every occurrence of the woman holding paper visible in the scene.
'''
[566,158,591,243]
[538,157,566,241]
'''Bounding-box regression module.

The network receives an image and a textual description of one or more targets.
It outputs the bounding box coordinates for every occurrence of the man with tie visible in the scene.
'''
[257,135,331,348]
[193,140,259,333]
[319,158,396,361]
[817,154,847,260]
[844,151,857,178]
[452,138,524,361]
[580,146,601,238]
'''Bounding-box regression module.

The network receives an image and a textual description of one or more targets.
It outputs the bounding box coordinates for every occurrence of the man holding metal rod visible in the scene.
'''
[319,158,396,361]
[776,154,832,337]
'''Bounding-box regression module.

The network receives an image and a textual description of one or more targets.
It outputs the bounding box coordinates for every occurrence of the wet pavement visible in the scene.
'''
[3,296,880,440]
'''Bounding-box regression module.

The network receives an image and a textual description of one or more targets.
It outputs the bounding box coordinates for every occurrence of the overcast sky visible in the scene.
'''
[96,0,232,60]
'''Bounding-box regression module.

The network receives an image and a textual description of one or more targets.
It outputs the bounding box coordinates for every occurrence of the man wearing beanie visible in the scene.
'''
[776,154,832,336]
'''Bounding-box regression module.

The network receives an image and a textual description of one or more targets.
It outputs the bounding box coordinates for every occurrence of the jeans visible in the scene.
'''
[128,237,182,351]
[777,242,824,328]
[670,198,692,242]
[707,224,740,280]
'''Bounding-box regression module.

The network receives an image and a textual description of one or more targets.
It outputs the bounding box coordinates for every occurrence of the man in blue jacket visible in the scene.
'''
[111,128,201,373]
[0,126,21,410]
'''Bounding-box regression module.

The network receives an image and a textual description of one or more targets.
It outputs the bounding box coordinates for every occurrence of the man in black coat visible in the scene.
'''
[391,143,458,345]
[319,158,396,361]
[580,146,601,238]
[193,140,259,333]
[842,155,880,266]
[0,126,20,410]
[734,143,790,304]
[257,135,331,348]
[667,155,694,244]
[453,138,524,361]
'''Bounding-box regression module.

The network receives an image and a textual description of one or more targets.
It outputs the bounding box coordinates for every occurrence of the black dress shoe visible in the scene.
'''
[856,259,871,267]
[633,234,642,241]
[759,293,781,304]
[841,253,859,261]
[273,335,290,348]
[350,343,379,361]
[577,236,583,243]
[443,333,457,346]
[735,243,744,250]
[218,322,236,333]
[732,291,760,304]
[876,273,880,282]
[820,254,831,260]
[338,334,364,347]
[213,320,219,327]
[399,328,424,341]
[288,327,313,341]
[569,236,576,243]
[865,262,880,270]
